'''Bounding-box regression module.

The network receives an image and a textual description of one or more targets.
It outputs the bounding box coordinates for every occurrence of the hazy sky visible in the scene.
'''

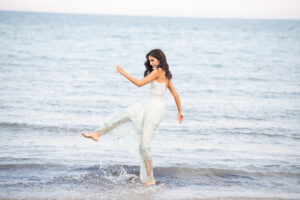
[0,0,300,19]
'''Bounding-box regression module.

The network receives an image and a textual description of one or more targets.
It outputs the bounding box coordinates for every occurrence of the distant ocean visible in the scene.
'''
[0,10,299,200]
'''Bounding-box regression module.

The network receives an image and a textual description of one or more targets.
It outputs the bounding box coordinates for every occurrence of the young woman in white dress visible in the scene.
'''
[82,49,184,186]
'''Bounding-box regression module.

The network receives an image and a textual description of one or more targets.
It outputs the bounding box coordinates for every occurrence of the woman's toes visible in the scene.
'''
[82,132,90,138]
[144,180,156,186]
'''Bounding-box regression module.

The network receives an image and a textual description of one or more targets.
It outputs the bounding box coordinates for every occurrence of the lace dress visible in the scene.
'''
[95,79,168,183]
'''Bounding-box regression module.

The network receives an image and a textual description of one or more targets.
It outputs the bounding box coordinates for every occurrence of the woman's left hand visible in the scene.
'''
[178,112,184,124]
[116,65,125,75]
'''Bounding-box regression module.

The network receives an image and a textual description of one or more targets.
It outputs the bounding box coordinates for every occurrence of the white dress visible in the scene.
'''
[95,79,168,183]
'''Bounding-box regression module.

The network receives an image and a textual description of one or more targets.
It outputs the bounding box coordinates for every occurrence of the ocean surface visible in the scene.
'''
[0,10,300,200]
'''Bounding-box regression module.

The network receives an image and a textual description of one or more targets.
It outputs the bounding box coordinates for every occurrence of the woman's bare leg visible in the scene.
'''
[144,159,156,185]
[82,117,130,142]
[140,123,158,186]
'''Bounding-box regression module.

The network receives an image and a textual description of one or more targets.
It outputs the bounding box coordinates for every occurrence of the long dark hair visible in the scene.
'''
[144,49,172,80]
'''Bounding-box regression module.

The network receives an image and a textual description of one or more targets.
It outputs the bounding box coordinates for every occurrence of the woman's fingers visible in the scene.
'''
[116,65,124,74]
[178,114,184,123]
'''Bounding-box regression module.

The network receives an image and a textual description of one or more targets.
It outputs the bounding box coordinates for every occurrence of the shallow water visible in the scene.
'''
[0,10,300,199]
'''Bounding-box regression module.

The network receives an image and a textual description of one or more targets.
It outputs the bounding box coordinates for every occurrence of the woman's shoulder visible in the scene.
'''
[154,67,170,85]
[157,69,166,76]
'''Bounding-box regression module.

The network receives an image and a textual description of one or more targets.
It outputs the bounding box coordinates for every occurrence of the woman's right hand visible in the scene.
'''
[116,65,125,75]
[178,112,184,124]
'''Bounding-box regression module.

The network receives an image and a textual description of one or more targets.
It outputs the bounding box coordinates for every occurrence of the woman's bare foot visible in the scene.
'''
[81,132,100,142]
[144,180,156,186]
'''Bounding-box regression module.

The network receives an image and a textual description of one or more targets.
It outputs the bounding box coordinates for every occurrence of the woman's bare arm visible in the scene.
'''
[168,79,184,123]
[116,65,158,87]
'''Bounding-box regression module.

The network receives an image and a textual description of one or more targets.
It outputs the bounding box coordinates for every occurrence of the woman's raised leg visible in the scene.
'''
[82,116,130,142]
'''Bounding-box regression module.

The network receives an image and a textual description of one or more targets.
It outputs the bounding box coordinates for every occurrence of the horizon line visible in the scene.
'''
[1,9,299,21]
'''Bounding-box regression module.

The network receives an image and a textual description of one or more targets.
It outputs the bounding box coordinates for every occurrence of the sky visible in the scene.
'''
[0,0,300,19]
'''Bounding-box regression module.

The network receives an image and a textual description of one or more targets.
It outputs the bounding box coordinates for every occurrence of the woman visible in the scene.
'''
[82,49,184,185]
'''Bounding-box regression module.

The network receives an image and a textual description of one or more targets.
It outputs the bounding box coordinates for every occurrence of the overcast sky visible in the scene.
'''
[0,0,300,19]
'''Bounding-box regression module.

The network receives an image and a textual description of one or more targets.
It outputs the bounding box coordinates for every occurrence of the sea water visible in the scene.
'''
[0,10,300,199]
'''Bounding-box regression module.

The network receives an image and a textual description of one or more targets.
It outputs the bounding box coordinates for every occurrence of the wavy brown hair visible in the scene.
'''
[144,49,172,80]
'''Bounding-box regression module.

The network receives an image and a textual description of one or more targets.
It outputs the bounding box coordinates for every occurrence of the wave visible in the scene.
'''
[0,163,61,170]
[1,162,299,179]
[1,162,298,198]
[0,122,82,133]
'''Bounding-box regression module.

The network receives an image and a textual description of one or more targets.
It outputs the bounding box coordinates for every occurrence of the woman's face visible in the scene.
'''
[148,56,160,68]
